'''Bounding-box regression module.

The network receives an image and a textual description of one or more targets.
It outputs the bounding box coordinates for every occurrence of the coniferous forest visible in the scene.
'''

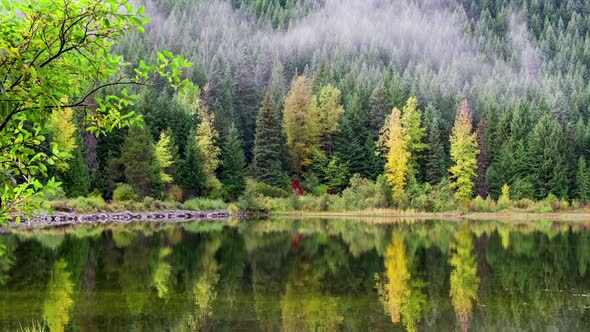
[5,0,590,215]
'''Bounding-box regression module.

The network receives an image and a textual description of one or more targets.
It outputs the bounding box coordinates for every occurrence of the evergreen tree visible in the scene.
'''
[221,124,247,201]
[234,48,259,160]
[253,93,286,187]
[576,157,590,201]
[179,135,207,198]
[527,114,569,199]
[60,134,90,198]
[425,107,446,185]
[120,123,161,198]
[474,118,489,198]
[369,81,389,133]
[449,100,479,204]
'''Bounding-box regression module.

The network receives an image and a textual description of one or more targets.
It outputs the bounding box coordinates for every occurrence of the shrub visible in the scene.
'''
[516,199,533,209]
[113,183,138,202]
[255,181,290,198]
[182,198,227,211]
[338,174,389,211]
[143,196,155,208]
[236,180,267,212]
[168,185,184,202]
[471,195,496,212]
[432,178,457,212]
[70,196,106,212]
[497,184,511,209]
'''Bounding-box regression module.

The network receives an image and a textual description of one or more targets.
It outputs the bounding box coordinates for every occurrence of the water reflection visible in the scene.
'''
[0,219,588,331]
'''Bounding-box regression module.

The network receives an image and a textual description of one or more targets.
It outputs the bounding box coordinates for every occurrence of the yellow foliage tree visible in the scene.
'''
[155,132,175,183]
[283,76,318,177]
[313,84,345,155]
[449,226,480,332]
[43,259,74,332]
[49,106,77,170]
[196,110,221,177]
[449,100,479,204]
[379,108,410,197]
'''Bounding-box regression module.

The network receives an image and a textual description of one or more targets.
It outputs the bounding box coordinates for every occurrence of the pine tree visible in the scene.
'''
[253,93,286,187]
[474,118,489,198]
[60,133,90,198]
[283,76,318,177]
[234,48,259,159]
[380,108,409,197]
[425,107,446,185]
[120,123,161,197]
[221,124,247,201]
[369,81,389,132]
[449,100,479,204]
[179,135,207,198]
[576,157,590,201]
[527,114,568,199]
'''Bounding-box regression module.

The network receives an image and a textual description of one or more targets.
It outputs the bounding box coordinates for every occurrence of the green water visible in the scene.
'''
[0,218,589,331]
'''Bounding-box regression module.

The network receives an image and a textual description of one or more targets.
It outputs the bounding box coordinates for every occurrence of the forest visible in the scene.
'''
[4,0,590,216]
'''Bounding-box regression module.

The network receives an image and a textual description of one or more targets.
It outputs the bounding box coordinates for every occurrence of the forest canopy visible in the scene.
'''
[4,0,590,217]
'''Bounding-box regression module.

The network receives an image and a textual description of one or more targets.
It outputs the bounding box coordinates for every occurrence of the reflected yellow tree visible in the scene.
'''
[449,226,480,332]
[152,247,173,300]
[376,233,425,332]
[43,259,75,332]
[187,235,221,330]
[281,260,343,331]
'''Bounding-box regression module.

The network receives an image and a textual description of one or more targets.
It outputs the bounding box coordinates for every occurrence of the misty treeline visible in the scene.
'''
[56,0,590,210]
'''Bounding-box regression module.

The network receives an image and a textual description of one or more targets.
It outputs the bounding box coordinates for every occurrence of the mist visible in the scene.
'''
[137,0,562,110]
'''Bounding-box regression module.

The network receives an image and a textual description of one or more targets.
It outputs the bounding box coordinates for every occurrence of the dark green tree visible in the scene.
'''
[576,157,590,201]
[252,93,286,187]
[527,114,569,199]
[120,123,161,198]
[60,134,90,198]
[178,135,207,198]
[221,124,247,201]
[425,107,446,185]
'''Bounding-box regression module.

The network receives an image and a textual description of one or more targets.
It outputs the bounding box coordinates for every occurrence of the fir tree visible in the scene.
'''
[401,97,427,178]
[449,100,479,204]
[179,135,207,198]
[576,157,590,201]
[253,93,286,187]
[221,124,247,201]
[425,107,446,185]
[60,134,90,198]
[527,114,569,199]
[474,118,489,198]
[120,123,161,197]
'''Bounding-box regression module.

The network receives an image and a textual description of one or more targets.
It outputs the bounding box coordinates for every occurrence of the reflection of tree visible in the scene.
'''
[188,235,221,330]
[376,233,426,332]
[43,259,74,332]
[0,237,15,286]
[153,247,173,299]
[281,259,343,331]
[449,226,479,332]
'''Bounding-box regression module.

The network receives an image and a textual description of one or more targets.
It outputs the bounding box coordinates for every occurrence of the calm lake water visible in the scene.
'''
[0,218,589,331]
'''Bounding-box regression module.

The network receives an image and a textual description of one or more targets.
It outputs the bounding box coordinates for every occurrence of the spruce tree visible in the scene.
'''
[253,93,286,187]
[60,135,90,198]
[576,157,590,201]
[527,114,569,199]
[179,135,207,198]
[475,118,489,198]
[221,124,247,201]
[425,107,446,185]
[120,123,161,197]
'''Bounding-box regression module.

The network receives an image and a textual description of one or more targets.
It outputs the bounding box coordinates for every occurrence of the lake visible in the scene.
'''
[0,218,589,331]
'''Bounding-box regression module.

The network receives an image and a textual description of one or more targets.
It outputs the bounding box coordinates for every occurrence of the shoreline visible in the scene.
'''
[5,209,590,232]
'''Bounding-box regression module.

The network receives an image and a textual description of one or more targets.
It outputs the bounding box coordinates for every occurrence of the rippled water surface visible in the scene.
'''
[1,218,589,331]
